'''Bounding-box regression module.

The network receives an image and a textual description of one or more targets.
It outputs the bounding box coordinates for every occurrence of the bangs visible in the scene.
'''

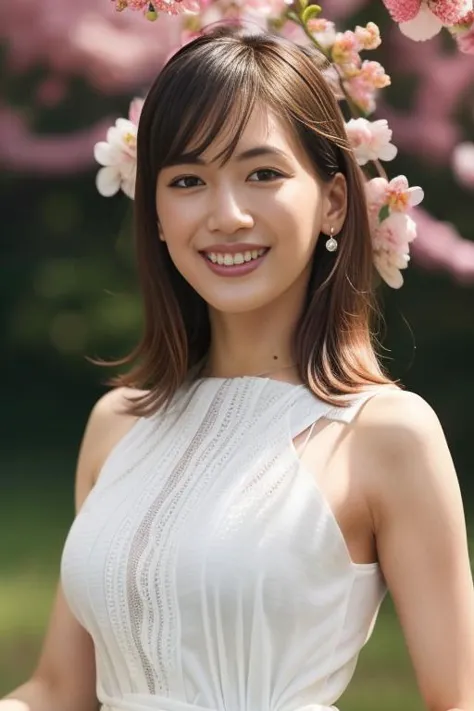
[137,24,348,193]
[147,38,262,171]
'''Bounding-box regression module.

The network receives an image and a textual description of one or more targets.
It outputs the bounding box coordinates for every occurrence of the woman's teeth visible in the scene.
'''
[204,249,267,266]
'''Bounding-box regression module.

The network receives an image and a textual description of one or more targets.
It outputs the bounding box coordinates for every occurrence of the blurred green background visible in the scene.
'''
[1,1,473,708]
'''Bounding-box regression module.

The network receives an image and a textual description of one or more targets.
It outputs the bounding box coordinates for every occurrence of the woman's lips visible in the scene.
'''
[199,247,270,277]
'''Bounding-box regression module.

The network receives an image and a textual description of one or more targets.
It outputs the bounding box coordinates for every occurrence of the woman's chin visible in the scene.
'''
[200,290,279,316]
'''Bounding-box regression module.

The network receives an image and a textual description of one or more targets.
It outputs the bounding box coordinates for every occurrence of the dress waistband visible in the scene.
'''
[100,695,337,711]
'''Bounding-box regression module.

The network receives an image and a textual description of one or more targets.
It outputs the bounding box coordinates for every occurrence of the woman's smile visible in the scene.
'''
[199,243,270,277]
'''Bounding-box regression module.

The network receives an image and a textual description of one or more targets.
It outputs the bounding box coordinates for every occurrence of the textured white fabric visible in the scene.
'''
[61,377,388,711]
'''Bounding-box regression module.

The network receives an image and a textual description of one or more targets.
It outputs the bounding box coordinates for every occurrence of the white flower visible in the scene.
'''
[94,118,138,199]
[399,3,444,40]
[371,212,417,288]
[365,177,421,288]
[366,175,424,213]
[346,118,398,166]
[373,249,410,289]
[385,175,424,210]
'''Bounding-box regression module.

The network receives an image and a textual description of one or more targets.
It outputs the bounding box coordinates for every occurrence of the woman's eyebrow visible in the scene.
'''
[165,145,289,167]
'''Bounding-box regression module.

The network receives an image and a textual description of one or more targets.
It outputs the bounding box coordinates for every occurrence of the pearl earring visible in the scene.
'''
[325,227,338,253]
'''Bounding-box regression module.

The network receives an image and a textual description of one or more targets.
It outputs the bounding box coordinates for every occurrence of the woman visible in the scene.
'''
[3,23,474,711]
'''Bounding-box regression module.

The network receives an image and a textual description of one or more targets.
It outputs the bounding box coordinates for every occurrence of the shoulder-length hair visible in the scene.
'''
[107,22,397,414]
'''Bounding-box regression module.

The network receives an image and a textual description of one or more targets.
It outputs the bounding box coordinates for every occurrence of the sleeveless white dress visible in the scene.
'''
[61,377,388,711]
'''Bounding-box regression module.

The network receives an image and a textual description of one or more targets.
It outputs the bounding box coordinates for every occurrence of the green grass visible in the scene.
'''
[0,447,470,710]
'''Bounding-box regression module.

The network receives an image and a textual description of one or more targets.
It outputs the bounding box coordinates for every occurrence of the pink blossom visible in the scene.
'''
[374,210,417,249]
[365,177,390,210]
[307,18,337,49]
[354,22,382,50]
[344,61,391,114]
[373,249,410,289]
[455,23,474,51]
[452,141,474,187]
[382,0,472,25]
[398,5,443,39]
[345,117,398,165]
[113,0,204,17]
[331,30,360,72]
[344,75,377,114]
[128,97,145,125]
[359,60,391,89]
[123,0,149,9]
[381,0,421,22]
[364,176,422,287]
[372,212,417,288]
[385,175,425,210]
[429,0,473,25]
[457,8,474,22]
[385,0,473,40]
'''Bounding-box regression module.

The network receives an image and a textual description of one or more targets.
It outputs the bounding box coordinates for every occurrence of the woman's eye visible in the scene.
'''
[248,169,284,182]
[169,176,203,188]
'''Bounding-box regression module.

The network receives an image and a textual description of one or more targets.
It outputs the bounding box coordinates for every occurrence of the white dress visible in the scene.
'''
[61,377,388,711]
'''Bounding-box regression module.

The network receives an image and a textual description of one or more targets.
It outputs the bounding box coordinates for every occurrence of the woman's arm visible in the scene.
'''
[1,585,98,711]
[361,390,474,711]
[1,388,139,711]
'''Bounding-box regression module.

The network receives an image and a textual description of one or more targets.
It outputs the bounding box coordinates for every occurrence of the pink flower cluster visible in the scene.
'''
[365,176,424,288]
[450,10,474,52]
[112,0,203,17]
[382,0,473,42]
[96,4,426,288]
[308,20,390,114]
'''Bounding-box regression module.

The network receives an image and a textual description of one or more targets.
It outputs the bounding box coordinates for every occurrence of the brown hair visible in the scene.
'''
[108,22,396,414]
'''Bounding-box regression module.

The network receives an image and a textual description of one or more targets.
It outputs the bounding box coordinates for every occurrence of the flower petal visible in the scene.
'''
[408,186,425,206]
[399,5,443,39]
[116,118,137,134]
[365,177,389,206]
[122,175,136,199]
[94,141,119,167]
[96,166,121,197]
[129,98,145,126]
[378,143,398,161]
[429,0,472,25]
[374,254,405,288]
[382,0,422,22]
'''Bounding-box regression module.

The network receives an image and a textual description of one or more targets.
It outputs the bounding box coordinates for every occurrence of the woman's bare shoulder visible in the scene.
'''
[90,385,147,419]
[355,388,442,449]
[78,387,149,491]
[353,388,457,515]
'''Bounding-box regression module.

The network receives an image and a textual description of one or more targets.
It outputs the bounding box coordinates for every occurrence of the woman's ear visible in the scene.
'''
[157,219,166,242]
[321,172,347,235]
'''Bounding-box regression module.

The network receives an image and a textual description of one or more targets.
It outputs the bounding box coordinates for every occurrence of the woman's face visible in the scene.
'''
[155,105,346,315]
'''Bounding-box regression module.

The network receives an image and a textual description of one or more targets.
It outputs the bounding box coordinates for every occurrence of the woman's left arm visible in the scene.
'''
[362,390,474,711]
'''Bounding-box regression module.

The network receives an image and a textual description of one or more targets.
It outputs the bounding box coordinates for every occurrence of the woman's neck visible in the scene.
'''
[205,285,305,381]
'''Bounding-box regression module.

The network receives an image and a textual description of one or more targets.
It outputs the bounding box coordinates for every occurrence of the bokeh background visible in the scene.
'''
[1,0,474,708]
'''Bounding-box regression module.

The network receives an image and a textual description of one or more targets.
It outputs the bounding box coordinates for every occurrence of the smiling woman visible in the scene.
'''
[3,21,474,711]
[119,24,390,412]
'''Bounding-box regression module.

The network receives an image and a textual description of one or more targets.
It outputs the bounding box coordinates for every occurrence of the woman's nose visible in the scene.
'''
[206,188,255,234]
